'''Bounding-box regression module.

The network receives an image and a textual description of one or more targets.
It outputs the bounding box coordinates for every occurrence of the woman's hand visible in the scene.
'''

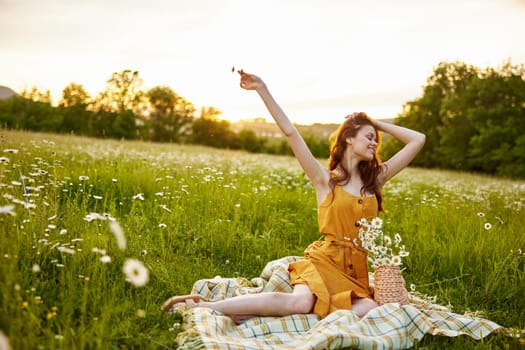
[238,70,266,91]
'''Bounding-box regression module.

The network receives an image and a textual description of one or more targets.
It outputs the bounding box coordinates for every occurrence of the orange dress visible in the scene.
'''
[288,185,378,317]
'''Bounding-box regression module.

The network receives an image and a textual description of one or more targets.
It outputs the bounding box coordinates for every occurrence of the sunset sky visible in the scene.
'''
[1,0,524,124]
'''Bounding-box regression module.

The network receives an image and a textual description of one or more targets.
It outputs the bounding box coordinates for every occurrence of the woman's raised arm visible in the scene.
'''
[239,71,329,189]
[373,119,426,185]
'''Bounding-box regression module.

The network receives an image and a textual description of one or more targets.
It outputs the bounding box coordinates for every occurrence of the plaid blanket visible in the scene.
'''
[174,256,503,349]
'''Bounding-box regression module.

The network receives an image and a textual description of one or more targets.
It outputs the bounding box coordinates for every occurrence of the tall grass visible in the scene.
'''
[0,130,523,349]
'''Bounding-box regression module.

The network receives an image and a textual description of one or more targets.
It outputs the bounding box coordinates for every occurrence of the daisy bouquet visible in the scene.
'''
[355,217,409,270]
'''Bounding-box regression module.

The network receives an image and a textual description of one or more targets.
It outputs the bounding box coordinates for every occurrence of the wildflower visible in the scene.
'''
[79,175,89,181]
[358,216,409,269]
[409,283,416,292]
[132,193,145,201]
[109,221,126,250]
[57,246,76,255]
[92,195,103,200]
[399,249,410,257]
[394,233,402,244]
[477,212,485,217]
[59,229,67,235]
[0,157,9,163]
[484,222,492,230]
[92,247,106,255]
[0,205,16,216]
[160,204,171,213]
[100,255,111,264]
[84,212,107,222]
[123,258,149,287]
[32,264,41,273]
[22,301,29,309]
[158,223,167,228]
[391,256,402,266]
[3,148,18,154]
[370,217,383,229]
[140,250,147,256]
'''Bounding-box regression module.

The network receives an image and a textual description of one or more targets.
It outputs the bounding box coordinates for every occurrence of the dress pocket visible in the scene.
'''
[348,248,369,280]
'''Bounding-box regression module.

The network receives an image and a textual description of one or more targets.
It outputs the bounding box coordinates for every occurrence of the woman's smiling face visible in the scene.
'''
[347,125,378,161]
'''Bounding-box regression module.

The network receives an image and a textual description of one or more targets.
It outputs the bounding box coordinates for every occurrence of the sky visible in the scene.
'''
[1,0,524,125]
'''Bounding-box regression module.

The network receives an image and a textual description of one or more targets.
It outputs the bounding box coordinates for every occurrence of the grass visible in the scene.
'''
[0,129,524,349]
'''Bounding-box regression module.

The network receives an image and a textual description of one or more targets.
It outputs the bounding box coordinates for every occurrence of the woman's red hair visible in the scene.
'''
[328,112,385,212]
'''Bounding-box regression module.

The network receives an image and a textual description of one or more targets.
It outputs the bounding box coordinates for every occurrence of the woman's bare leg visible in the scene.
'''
[164,284,315,318]
[352,297,378,317]
[199,284,315,317]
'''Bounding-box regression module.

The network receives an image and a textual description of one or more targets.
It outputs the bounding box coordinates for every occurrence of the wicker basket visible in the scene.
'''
[373,265,409,305]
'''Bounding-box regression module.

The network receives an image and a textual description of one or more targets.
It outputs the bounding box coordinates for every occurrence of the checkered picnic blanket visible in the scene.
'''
[174,256,503,350]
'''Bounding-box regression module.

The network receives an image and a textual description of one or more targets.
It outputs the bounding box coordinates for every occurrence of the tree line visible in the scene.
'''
[382,60,525,178]
[0,69,328,157]
[1,61,524,177]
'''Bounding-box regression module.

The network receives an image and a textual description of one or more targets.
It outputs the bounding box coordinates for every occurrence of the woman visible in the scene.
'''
[161,70,426,321]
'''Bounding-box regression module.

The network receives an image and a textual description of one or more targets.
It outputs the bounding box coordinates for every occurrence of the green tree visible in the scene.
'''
[465,62,525,176]
[434,62,479,169]
[14,87,63,131]
[92,70,145,138]
[58,83,92,134]
[112,110,137,139]
[20,87,52,104]
[385,60,525,177]
[146,86,195,142]
[96,70,145,114]
[191,107,237,148]
[238,129,265,153]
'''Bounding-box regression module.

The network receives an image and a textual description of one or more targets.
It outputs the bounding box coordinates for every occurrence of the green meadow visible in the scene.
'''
[0,130,524,349]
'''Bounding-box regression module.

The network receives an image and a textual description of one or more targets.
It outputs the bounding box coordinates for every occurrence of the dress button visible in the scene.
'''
[355,221,361,227]
[357,199,363,204]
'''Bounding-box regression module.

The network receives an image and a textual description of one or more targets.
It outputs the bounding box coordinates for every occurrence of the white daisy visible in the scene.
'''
[0,205,16,216]
[132,193,145,201]
[391,255,402,266]
[123,258,149,287]
[370,217,383,229]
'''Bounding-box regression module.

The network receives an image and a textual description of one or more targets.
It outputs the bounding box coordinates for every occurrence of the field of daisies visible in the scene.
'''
[1,130,524,349]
